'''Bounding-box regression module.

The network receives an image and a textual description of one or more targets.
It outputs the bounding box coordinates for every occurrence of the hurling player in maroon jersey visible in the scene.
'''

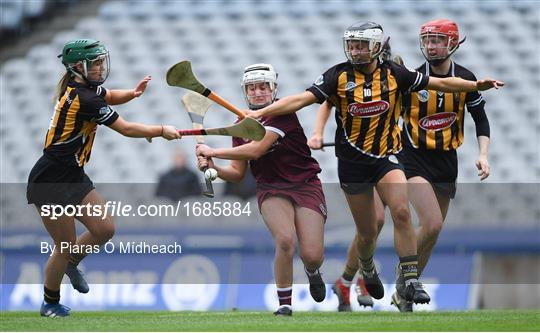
[247,21,503,306]
[196,64,327,316]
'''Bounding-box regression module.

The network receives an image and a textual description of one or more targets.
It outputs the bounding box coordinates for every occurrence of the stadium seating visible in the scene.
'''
[1,0,538,229]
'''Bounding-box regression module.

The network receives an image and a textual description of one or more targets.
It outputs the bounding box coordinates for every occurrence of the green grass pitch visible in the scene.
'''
[1,310,539,331]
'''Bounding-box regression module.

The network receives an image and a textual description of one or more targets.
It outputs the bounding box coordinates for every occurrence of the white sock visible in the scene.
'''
[340,276,353,287]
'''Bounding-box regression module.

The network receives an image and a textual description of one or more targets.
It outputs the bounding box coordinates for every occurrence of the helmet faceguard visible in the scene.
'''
[419,19,463,66]
[241,63,278,110]
[59,39,110,86]
[343,22,384,65]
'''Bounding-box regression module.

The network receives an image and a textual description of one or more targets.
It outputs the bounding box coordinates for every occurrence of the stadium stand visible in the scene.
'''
[1,0,538,228]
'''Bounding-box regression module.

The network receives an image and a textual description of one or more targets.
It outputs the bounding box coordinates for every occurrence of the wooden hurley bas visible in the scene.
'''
[176,117,265,141]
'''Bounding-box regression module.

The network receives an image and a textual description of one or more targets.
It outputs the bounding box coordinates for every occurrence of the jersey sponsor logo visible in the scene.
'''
[314,75,324,86]
[418,112,457,131]
[347,100,389,118]
[417,90,429,102]
[345,81,357,91]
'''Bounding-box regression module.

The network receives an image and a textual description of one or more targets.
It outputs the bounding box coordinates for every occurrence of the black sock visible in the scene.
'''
[399,255,419,286]
[44,286,60,304]
[69,253,86,266]
[304,267,319,277]
[360,256,375,274]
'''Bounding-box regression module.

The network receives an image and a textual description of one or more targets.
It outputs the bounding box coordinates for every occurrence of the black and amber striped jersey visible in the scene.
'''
[307,60,429,162]
[402,61,485,151]
[44,80,118,167]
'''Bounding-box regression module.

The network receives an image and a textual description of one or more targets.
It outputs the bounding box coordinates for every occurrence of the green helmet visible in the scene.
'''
[58,39,110,86]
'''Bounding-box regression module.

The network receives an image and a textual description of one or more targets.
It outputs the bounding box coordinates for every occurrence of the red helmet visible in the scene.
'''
[419,19,461,65]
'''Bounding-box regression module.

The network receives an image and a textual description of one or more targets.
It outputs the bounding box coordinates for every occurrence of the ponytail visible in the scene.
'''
[54,71,71,103]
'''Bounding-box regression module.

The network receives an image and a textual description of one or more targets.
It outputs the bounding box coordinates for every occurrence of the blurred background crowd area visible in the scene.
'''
[1,0,538,227]
[0,0,538,310]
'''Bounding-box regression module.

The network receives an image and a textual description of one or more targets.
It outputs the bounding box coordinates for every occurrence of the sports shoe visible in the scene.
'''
[306,268,326,302]
[361,267,384,299]
[40,301,71,317]
[395,264,405,295]
[332,278,351,312]
[391,291,413,312]
[392,264,413,312]
[355,278,374,307]
[65,263,89,293]
[273,306,292,316]
[402,281,430,304]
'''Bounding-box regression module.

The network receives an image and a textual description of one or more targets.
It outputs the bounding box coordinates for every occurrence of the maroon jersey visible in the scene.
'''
[232,113,321,184]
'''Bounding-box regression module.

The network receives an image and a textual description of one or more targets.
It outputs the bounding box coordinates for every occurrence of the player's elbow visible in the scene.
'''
[109,118,135,137]
[224,169,245,183]
[228,173,244,183]
[116,122,139,137]
[118,123,136,137]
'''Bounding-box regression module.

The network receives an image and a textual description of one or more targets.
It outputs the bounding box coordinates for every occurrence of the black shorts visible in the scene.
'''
[26,154,95,206]
[400,145,457,198]
[338,154,404,194]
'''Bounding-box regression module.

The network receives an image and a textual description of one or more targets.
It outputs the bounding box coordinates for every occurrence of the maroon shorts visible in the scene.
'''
[256,179,327,221]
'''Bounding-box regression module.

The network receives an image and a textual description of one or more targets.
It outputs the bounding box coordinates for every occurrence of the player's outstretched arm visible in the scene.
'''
[427,76,504,93]
[105,75,152,105]
[196,130,280,161]
[108,116,180,140]
[248,91,318,119]
[308,101,332,150]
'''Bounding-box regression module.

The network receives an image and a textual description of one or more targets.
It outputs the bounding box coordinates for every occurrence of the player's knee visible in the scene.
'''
[94,223,115,244]
[425,218,443,239]
[300,249,324,268]
[275,234,296,256]
[54,238,77,259]
[356,228,377,245]
[392,204,411,227]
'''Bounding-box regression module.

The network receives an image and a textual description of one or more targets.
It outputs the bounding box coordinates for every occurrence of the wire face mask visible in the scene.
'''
[60,39,110,86]
[241,64,278,110]
[419,19,462,66]
[343,22,384,65]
